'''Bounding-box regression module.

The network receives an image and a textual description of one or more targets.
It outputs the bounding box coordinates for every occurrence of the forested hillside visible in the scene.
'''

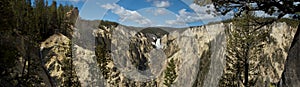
[0,0,77,86]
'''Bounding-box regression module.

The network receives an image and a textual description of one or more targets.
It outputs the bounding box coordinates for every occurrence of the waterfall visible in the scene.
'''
[70,20,294,86]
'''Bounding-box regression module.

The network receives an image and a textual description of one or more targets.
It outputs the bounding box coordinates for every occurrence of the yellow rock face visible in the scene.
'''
[40,33,72,86]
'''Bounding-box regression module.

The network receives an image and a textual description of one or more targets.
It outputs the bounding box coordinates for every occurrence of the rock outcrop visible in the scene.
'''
[40,33,80,87]
[70,19,296,87]
[280,24,300,87]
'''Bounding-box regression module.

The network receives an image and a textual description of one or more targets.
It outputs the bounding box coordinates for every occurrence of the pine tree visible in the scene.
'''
[164,58,177,87]
[58,4,65,34]
[60,42,81,87]
[95,41,111,79]
[1,0,77,86]
[34,0,47,40]
[49,1,58,35]
[219,12,274,87]
[0,0,15,34]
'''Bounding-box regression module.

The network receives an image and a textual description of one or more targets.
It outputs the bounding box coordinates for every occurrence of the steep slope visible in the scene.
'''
[40,33,81,86]
[68,17,297,87]
[280,24,300,87]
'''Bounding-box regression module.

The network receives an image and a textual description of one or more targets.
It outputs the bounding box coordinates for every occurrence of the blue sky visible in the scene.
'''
[34,0,233,28]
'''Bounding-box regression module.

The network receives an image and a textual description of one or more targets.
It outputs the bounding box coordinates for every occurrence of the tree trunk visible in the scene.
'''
[244,56,249,87]
[244,43,250,87]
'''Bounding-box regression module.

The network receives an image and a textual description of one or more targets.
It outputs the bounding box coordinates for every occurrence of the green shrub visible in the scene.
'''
[164,58,177,87]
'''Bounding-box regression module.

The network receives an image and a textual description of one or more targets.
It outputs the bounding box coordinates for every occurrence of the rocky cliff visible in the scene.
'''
[280,23,300,87]
[66,20,296,87]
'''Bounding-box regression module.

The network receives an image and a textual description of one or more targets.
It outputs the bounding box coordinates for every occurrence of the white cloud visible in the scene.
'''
[166,4,231,26]
[145,7,168,16]
[254,11,291,18]
[189,3,212,14]
[166,9,202,25]
[154,8,168,16]
[153,1,170,8]
[101,3,152,26]
[101,3,115,9]
[67,0,86,3]
[165,19,186,26]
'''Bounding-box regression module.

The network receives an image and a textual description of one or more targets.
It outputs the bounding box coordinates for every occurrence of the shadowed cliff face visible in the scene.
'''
[280,23,300,87]
[128,28,169,71]
[71,22,226,86]
[68,19,296,87]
